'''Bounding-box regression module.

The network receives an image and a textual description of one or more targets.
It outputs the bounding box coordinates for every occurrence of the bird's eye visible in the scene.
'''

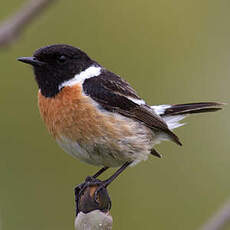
[57,55,67,64]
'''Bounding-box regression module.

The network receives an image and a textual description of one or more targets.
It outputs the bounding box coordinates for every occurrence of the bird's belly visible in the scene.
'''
[38,85,154,167]
[56,124,153,167]
[56,136,126,167]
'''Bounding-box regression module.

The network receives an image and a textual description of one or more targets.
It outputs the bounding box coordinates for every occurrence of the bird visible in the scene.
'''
[18,44,223,190]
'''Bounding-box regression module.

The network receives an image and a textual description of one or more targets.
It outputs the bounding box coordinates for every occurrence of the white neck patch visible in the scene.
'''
[59,65,102,90]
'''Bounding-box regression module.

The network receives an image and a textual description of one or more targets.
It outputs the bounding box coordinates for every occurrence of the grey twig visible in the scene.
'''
[199,199,230,230]
[75,210,113,230]
[0,0,56,47]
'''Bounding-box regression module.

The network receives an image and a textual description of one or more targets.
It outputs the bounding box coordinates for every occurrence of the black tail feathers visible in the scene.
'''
[161,102,224,117]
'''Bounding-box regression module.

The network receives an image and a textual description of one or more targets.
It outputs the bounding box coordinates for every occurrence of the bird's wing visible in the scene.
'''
[82,69,181,145]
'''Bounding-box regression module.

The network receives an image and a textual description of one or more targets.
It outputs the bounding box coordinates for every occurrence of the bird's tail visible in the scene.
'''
[151,102,224,130]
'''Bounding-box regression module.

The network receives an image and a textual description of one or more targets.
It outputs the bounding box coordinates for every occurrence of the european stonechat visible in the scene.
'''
[18,44,223,188]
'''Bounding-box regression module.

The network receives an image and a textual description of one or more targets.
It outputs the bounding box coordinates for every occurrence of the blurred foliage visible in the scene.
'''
[0,0,230,230]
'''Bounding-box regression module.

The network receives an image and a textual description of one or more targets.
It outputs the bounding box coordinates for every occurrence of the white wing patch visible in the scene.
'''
[127,97,146,105]
[59,65,102,89]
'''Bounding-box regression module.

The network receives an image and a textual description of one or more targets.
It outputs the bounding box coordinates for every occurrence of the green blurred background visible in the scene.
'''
[0,0,230,229]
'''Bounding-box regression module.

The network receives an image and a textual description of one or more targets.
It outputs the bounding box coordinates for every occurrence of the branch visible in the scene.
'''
[199,199,230,230]
[0,0,56,47]
[75,178,113,230]
[75,210,113,230]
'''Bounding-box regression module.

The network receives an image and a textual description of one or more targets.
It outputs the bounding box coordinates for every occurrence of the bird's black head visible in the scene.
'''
[18,44,96,97]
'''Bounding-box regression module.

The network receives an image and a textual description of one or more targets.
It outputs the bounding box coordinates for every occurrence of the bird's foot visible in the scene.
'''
[75,176,99,198]
[75,176,111,215]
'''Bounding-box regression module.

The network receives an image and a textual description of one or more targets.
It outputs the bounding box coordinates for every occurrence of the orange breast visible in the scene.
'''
[38,84,132,144]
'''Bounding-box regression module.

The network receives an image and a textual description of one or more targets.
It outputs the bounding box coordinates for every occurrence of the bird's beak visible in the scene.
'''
[17,57,45,67]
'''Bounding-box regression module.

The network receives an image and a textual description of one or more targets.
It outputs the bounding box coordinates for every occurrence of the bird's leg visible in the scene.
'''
[101,161,132,187]
[93,166,109,178]
[76,166,109,195]
[75,162,132,210]
[94,161,132,201]
[75,166,109,196]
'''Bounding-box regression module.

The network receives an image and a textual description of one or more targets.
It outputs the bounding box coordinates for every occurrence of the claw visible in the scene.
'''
[94,183,106,204]
[75,176,111,216]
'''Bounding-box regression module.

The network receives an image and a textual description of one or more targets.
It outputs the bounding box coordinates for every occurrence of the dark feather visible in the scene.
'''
[151,148,162,158]
[96,70,141,99]
[162,102,224,116]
